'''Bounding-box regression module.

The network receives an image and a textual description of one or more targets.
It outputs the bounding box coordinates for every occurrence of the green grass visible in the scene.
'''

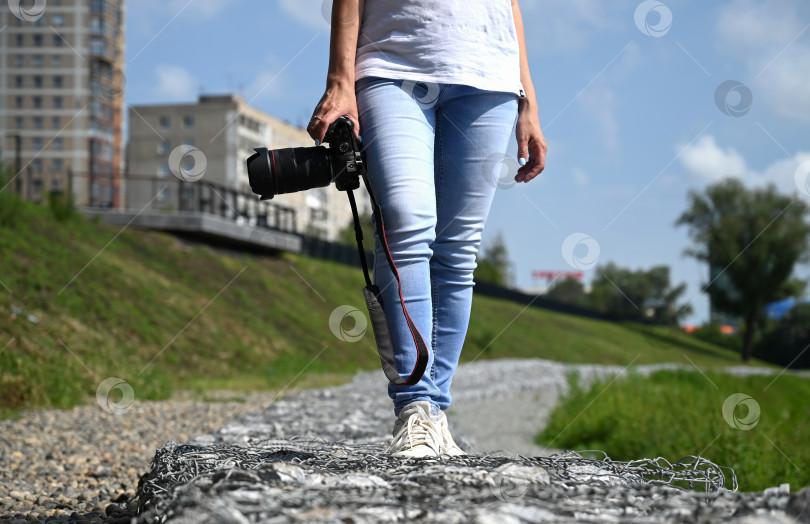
[0,199,771,418]
[536,369,810,491]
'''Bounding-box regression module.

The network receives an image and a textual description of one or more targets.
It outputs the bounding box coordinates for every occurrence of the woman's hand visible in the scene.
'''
[308,0,364,142]
[511,0,546,183]
[307,80,360,143]
[515,99,547,183]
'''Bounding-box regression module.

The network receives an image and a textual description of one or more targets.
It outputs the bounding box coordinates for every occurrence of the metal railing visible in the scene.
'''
[123,174,298,234]
[4,170,298,234]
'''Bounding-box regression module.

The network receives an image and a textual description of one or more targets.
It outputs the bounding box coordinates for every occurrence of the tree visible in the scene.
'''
[677,178,810,362]
[586,262,692,323]
[474,232,513,286]
[546,276,586,305]
[0,156,23,228]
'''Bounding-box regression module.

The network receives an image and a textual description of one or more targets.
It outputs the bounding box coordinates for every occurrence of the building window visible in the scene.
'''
[33,117,43,129]
[34,76,43,88]
[91,17,105,35]
[52,55,62,67]
[15,117,24,129]
[54,138,64,151]
[157,187,171,202]
[53,76,63,88]
[32,138,44,150]
[31,159,43,174]
[184,116,195,128]
[33,55,43,67]
[16,76,23,87]
[157,164,171,177]
[159,116,170,129]
[33,96,43,108]
[15,96,23,108]
[90,99,102,118]
[157,141,171,155]
[90,38,107,55]
[184,138,195,147]
[33,34,43,47]
[52,117,61,129]
[52,14,64,27]
[15,55,23,67]
[16,34,24,47]
[52,159,64,172]
[91,0,105,14]
[54,96,63,108]
[54,34,64,47]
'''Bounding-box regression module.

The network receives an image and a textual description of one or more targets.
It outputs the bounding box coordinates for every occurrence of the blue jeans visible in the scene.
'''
[355,77,518,416]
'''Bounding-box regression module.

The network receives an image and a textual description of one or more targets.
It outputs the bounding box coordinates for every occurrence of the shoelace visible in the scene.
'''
[435,413,463,454]
[389,412,442,453]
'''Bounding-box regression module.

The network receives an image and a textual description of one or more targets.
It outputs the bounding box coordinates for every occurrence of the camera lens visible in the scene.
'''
[247,146,332,200]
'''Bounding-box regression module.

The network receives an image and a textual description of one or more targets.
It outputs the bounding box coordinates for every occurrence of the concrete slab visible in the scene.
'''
[80,208,302,253]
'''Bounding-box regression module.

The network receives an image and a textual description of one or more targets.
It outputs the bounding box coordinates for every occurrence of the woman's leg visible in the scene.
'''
[430,85,518,410]
[355,78,442,416]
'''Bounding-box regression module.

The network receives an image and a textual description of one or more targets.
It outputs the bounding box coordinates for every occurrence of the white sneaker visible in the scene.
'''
[387,402,442,458]
[434,410,466,457]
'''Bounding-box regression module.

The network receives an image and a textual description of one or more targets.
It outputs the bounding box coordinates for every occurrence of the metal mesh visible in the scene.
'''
[132,363,800,523]
[134,438,761,524]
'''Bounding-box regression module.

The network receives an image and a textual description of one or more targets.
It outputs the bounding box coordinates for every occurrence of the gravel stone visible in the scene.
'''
[2,358,807,523]
[0,390,283,522]
[136,359,805,523]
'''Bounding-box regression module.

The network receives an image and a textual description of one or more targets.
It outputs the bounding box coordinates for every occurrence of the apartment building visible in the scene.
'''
[127,94,366,241]
[0,0,125,207]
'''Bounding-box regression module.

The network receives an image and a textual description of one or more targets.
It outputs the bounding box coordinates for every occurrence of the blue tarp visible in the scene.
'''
[765,298,799,320]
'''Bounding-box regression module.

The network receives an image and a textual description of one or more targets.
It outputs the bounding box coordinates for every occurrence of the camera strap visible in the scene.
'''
[346,184,429,387]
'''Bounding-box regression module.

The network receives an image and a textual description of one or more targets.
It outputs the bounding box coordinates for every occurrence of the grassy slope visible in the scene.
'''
[0,202,768,417]
[536,370,810,491]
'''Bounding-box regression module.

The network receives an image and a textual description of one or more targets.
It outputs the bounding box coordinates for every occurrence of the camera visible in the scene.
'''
[246,116,363,200]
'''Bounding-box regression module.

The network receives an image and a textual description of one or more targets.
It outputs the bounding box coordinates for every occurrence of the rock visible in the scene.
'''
[787,486,810,523]
[8,490,26,500]
[2,359,807,523]
[134,361,802,523]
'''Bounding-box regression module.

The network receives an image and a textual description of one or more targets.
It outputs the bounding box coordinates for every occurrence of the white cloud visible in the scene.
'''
[572,167,590,188]
[678,134,810,195]
[715,0,810,122]
[679,136,747,183]
[279,0,330,30]
[243,70,285,103]
[179,0,238,18]
[577,82,620,152]
[150,65,198,102]
[135,0,237,19]
[571,43,639,152]
[716,0,805,51]
[511,0,636,54]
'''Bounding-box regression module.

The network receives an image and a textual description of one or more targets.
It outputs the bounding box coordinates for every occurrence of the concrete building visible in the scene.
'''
[0,0,125,207]
[127,94,367,241]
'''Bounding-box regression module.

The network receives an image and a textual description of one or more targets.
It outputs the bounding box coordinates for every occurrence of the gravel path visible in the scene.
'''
[138,359,809,523]
[0,391,284,523]
[1,359,807,523]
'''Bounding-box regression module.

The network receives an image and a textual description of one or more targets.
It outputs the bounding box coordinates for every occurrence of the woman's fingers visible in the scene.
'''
[306,104,360,143]
[516,138,547,182]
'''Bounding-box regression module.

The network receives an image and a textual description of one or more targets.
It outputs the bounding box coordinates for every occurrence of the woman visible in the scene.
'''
[307,0,547,458]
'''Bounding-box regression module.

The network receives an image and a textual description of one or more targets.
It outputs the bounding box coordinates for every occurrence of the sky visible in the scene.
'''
[123,0,810,325]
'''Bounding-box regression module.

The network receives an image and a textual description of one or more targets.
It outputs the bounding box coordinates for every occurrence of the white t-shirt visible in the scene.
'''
[355,0,524,96]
